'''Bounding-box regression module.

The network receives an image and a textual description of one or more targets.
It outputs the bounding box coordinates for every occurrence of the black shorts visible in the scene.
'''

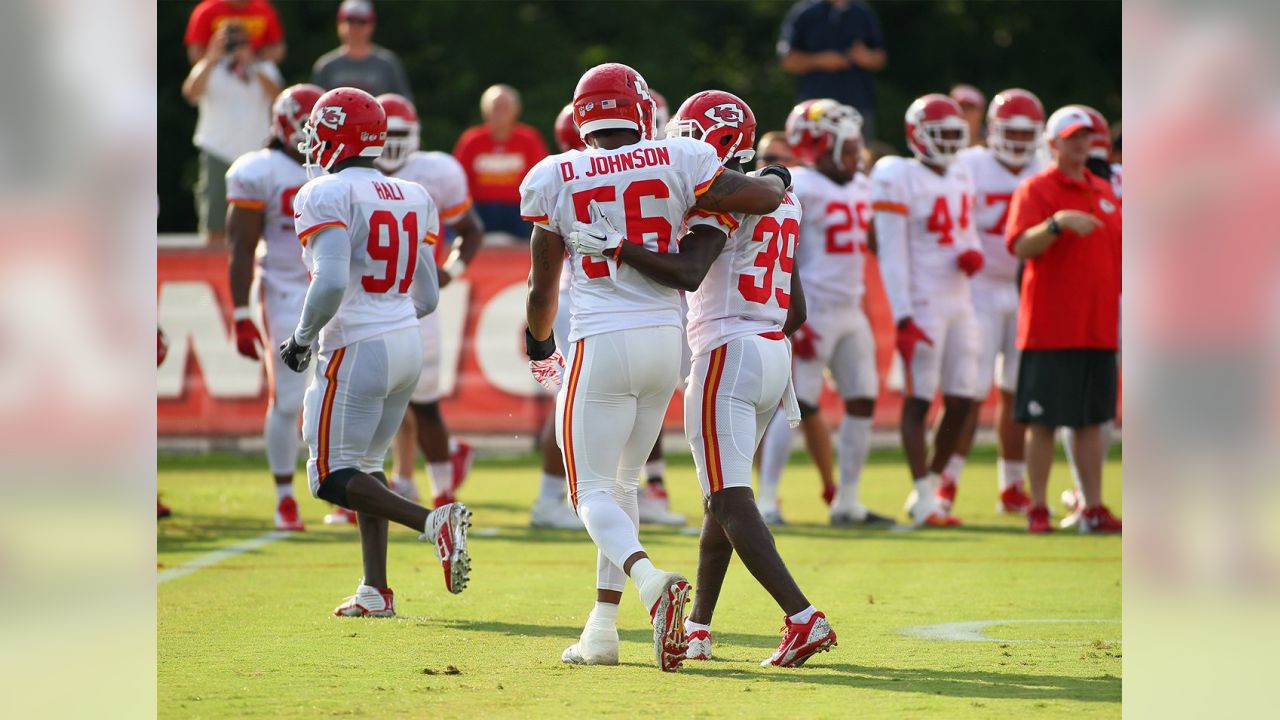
[1014,349,1117,428]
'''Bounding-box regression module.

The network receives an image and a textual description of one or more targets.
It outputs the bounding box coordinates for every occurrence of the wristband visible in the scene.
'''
[233,306,253,322]
[760,164,792,189]
[1047,216,1061,236]
[524,327,557,361]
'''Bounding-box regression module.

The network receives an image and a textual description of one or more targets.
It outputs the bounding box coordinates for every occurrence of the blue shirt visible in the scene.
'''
[778,0,884,111]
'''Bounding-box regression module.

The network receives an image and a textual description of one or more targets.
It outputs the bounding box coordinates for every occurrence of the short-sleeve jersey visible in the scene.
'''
[956,146,1042,282]
[870,156,979,303]
[685,177,802,358]
[225,148,310,287]
[791,166,872,310]
[293,166,440,352]
[388,151,473,262]
[519,137,724,342]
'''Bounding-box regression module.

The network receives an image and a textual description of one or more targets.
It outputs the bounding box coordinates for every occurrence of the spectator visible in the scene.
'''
[453,84,549,240]
[950,84,986,147]
[312,0,411,98]
[184,0,285,65]
[754,131,798,169]
[778,0,887,140]
[1005,106,1123,534]
[182,21,282,247]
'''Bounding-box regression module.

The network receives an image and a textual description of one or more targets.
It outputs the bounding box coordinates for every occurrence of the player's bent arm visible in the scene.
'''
[526,225,564,341]
[694,170,785,215]
[873,209,913,323]
[440,208,485,285]
[292,227,351,346]
[226,204,265,308]
[615,224,726,292]
[783,268,807,337]
[411,240,440,318]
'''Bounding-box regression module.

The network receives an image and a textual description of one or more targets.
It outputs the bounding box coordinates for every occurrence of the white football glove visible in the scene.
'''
[567,200,624,259]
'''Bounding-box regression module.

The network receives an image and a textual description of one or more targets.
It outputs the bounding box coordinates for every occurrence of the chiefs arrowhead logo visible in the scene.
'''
[316,105,347,130]
[704,103,743,128]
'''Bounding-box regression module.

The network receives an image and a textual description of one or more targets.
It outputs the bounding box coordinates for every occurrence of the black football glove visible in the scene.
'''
[759,163,793,190]
[279,335,312,373]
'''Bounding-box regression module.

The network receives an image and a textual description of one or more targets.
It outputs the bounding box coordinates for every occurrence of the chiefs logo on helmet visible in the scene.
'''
[317,106,348,130]
[704,103,743,128]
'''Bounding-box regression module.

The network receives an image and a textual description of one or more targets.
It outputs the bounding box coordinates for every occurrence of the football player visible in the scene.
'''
[520,63,789,671]
[375,93,483,508]
[280,87,471,617]
[870,94,983,527]
[225,84,324,532]
[758,99,893,527]
[948,89,1045,515]
[634,89,837,667]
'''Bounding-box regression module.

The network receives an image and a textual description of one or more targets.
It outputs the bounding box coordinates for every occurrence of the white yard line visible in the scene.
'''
[900,618,1121,644]
[158,530,291,585]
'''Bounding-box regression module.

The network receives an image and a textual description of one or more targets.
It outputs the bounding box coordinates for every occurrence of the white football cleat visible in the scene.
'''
[761,611,837,667]
[333,582,395,618]
[421,502,471,594]
[638,485,686,526]
[638,571,691,672]
[686,628,712,661]
[530,495,584,529]
[324,506,358,525]
[561,624,620,665]
[391,477,420,503]
[905,483,961,527]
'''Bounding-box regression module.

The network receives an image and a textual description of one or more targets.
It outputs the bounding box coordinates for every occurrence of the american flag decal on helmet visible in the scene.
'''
[601,99,617,109]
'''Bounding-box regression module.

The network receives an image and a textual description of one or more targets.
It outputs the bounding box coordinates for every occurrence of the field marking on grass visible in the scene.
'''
[158,530,291,584]
[901,619,1121,644]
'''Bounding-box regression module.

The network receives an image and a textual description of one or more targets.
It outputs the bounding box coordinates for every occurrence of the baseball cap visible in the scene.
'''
[950,84,985,109]
[1046,106,1094,139]
[338,0,375,22]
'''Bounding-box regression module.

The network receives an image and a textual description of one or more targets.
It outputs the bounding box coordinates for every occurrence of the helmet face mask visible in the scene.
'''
[272,84,324,152]
[987,89,1046,167]
[905,94,968,167]
[374,93,419,172]
[785,99,863,173]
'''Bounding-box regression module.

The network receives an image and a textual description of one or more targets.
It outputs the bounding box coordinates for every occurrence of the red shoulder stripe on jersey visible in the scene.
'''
[693,166,725,198]
[872,201,908,214]
[520,213,550,224]
[227,197,266,210]
[562,339,586,509]
[687,208,739,233]
[316,347,347,480]
[440,198,473,223]
[298,220,347,246]
[702,345,728,494]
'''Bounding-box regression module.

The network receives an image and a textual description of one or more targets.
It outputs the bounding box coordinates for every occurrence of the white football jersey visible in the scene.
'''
[791,166,872,310]
[387,151,473,263]
[685,178,802,358]
[293,166,441,352]
[225,148,311,286]
[519,137,724,342]
[956,146,1042,282]
[870,156,980,315]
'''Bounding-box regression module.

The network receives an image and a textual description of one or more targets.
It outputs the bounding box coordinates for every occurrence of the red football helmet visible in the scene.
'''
[272,84,324,149]
[905,94,969,166]
[572,63,657,141]
[650,89,670,139]
[987,88,1045,166]
[298,87,387,172]
[667,90,757,165]
[785,98,863,168]
[1069,104,1112,159]
[375,93,419,172]
[554,104,586,152]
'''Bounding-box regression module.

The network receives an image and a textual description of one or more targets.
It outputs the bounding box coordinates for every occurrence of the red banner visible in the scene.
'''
[158,246,1003,437]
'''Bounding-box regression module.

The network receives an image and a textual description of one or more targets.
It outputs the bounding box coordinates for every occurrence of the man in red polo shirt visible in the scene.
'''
[453,84,550,239]
[184,0,285,65]
[1005,105,1122,534]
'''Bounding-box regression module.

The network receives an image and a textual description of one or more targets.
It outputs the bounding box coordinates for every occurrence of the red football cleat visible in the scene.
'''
[761,611,837,667]
[450,440,475,494]
[1080,505,1122,534]
[433,492,457,509]
[275,496,305,531]
[1028,505,1054,534]
[935,478,958,510]
[821,484,836,507]
[998,483,1033,514]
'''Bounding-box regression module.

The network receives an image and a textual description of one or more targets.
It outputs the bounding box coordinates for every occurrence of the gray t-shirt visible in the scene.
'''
[311,45,412,99]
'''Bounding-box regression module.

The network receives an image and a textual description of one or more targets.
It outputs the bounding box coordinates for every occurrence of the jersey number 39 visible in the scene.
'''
[739,216,798,308]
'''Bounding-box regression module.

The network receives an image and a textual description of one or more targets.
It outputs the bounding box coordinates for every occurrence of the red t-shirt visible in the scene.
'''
[184,0,284,50]
[452,123,549,204]
[1005,166,1122,351]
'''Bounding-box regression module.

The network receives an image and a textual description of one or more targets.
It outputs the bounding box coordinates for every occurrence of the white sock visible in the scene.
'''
[539,472,565,501]
[998,459,1026,490]
[587,601,619,629]
[264,405,300,476]
[758,409,792,510]
[835,415,872,509]
[274,483,293,500]
[914,473,938,497]
[644,459,665,483]
[394,475,414,487]
[427,461,452,497]
[943,454,966,484]
[577,493,647,576]
[628,557,659,595]
[448,436,459,454]
[685,619,711,635]
[788,605,817,625]
[1061,428,1085,494]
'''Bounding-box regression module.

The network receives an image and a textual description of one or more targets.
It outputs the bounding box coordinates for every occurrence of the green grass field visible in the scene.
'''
[158,447,1121,719]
